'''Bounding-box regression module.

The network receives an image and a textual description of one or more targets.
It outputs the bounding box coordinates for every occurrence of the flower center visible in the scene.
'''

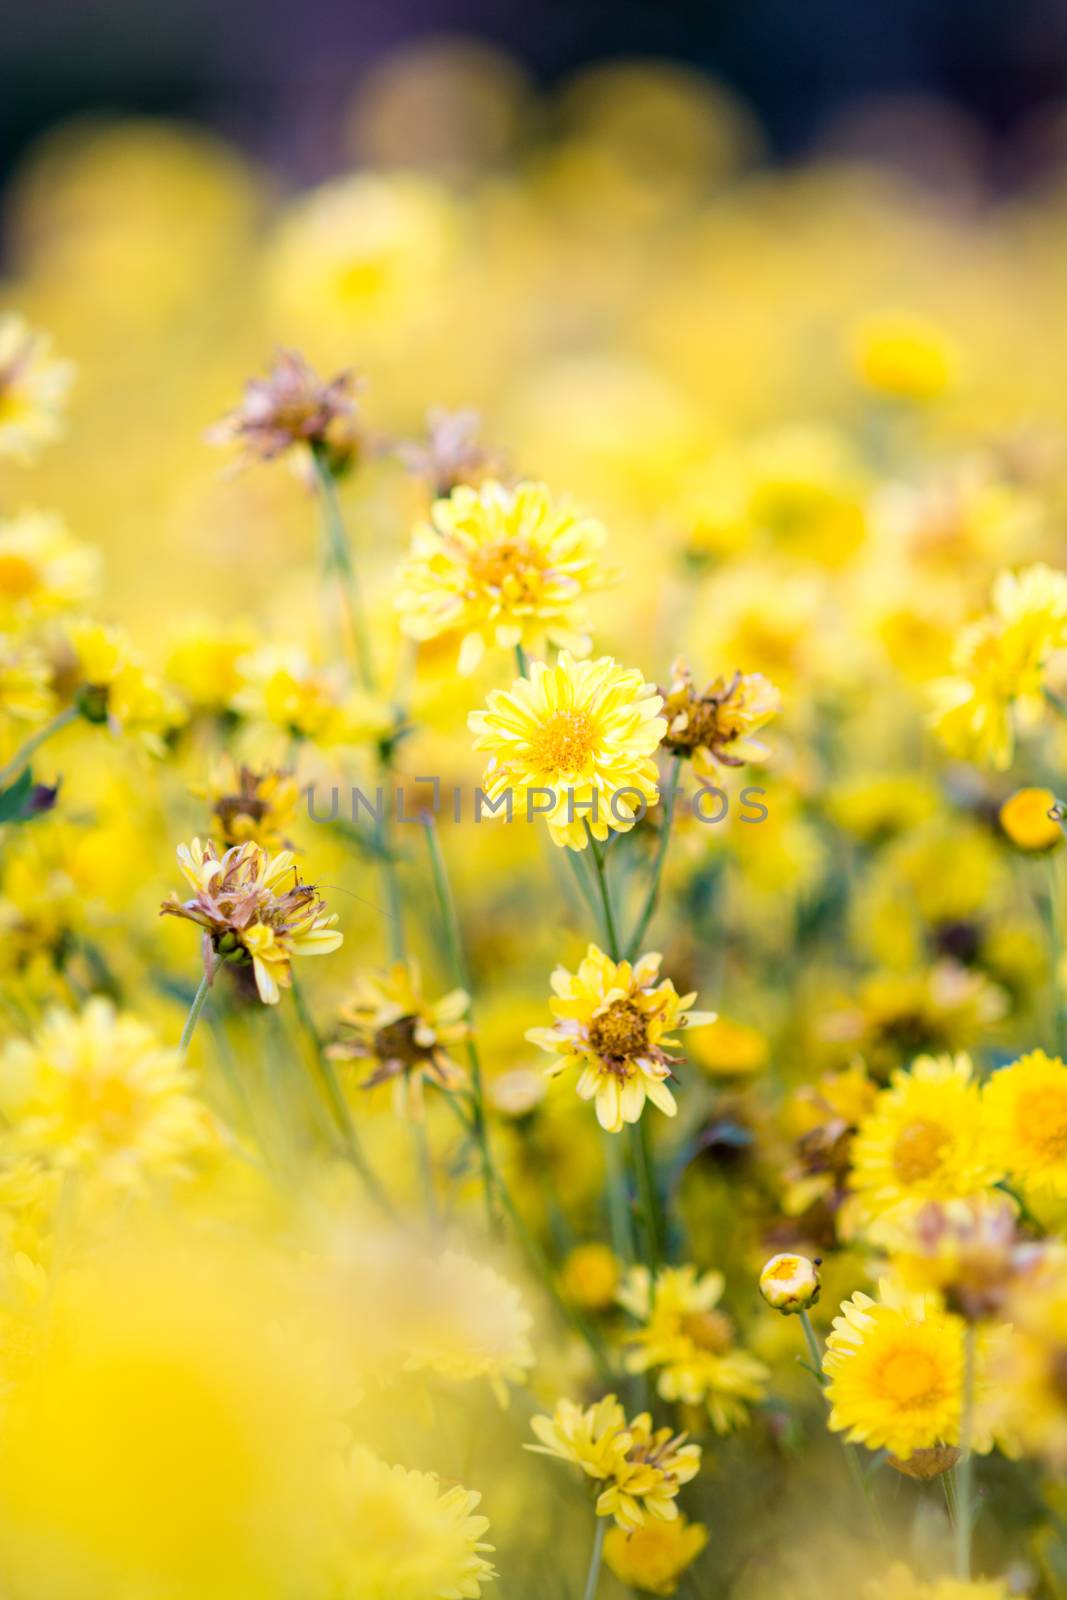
[680,1310,733,1353]
[469,538,540,595]
[374,1015,433,1068]
[588,1000,649,1063]
[1015,1086,1067,1161]
[893,1118,951,1184]
[528,709,596,775]
[875,1346,944,1409]
[0,554,40,599]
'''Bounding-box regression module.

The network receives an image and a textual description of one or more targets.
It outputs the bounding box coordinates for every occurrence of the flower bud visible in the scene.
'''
[759,1252,820,1314]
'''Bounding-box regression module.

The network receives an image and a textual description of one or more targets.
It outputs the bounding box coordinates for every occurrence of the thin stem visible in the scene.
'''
[376,781,407,964]
[422,814,498,1231]
[514,643,530,678]
[585,829,621,960]
[179,969,213,1055]
[799,1309,889,1547]
[955,1323,977,1580]
[626,753,683,960]
[1048,855,1065,1056]
[411,1115,438,1225]
[799,1308,826,1380]
[0,704,79,789]
[309,445,376,691]
[581,1515,607,1600]
[604,1130,636,1263]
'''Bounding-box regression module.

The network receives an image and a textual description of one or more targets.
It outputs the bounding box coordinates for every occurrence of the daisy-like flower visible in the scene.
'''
[0,511,99,627]
[160,837,342,1004]
[165,613,259,713]
[823,1285,964,1458]
[469,653,666,850]
[66,618,185,756]
[883,1195,1035,1321]
[526,945,714,1133]
[397,1249,535,1404]
[328,960,470,1118]
[207,349,360,471]
[323,1446,495,1600]
[200,762,299,852]
[847,1054,1003,1238]
[985,1245,1067,1465]
[617,1264,768,1433]
[983,1049,1067,1197]
[527,1393,631,1484]
[397,480,613,674]
[0,998,214,1188]
[659,659,780,777]
[0,313,74,462]
[603,1513,708,1598]
[232,644,393,749]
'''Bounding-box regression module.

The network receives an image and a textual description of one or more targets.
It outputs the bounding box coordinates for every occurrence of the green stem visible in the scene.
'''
[411,1115,438,1226]
[514,643,530,678]
[0,704,79,789]
[376,774,407,964]
[1049,855,1065,1056]
[581,1515,607,1600]
[629,1118,665,1268]
[955,1324,977,1581]
[585,829,621,960]
[626,753,683,960]
[799,1309,888,1545]
[422,814,498,1231]
[309,445,376,691]
[179,969,213,1054]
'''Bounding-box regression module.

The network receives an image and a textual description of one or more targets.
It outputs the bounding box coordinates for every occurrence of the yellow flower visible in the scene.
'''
[986,1247,1067,1465]
[328,959,470,1118]
[561,1242,620,1310]
[603,1513,708,1597]
[468,652,666,850]
[999,786,1062,851]
[0,313,74,461]
[685,1015,768,1077]
[66,619,185,755]
[617,1264,767,1433]
[165,614,259,712]
[0,998,214,1187]
[396,479,614,673]
[983,1050,1067,1197]
[660,658,779,778]
[395,1249,534,1404]
[866,1564,1008,1600]
[848,1054,1003,1236]
[201,762,299,852]
[232,644,393,748]
[528,1393,631,1483]
[850,309,960,402]
[323,1447,495,1600]
[824,1286,963,1457]
[0,635,54,723]
[759,1253,821,1314]
[0,511,98,627]
[526,945,714,1132]
[161,838,342,1004]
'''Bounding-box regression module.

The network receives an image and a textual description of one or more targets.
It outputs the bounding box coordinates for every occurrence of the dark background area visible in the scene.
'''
[4,0,1067,181]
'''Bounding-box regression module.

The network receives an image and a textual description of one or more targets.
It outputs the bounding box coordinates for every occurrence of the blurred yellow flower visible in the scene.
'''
[850,309,960,402]
[0,636,54,724]
[561,1241,620,1310]
[165,614,259,712]
[603,1512,708,1597]
[0,312,74,462]
[329,959,470,1119]
[983,1050,1067,1198]
[998,786,1062,851]
[201,761,299,852]
[66,618,184,755]
[233,644,393,748]
[0,511,98,627]
[684,1015,768,1077]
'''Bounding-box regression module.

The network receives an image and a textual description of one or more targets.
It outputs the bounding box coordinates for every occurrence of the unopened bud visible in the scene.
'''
[759,1252,821,1314]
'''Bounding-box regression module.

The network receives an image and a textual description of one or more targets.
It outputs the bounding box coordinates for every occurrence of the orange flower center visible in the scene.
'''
[680,1310,733,1353]
[588,999,649,1063]
[0,554,40,599]
[469,538,540,594]
[1015,1085,1067,1161]
[875,1345,945,1409]
[528,708,596,775]
[893,1118,951,1184]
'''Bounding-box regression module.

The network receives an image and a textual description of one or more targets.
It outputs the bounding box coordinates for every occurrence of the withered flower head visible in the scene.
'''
[207,350,360,470]
[201,762,299,852]
[327,959,470,1119]
[660,659,780,779]
[892,1195,1040,1321]
[397,407,503,498]
[160,838,342,1005]
[886,1444,962,1481]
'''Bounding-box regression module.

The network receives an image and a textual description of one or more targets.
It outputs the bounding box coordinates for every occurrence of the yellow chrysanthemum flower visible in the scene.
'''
[824,1287,963,1458]
[983,1050,1067,1197]
[617,1264,768,1433]
[0,313,74,462]
[396,479,613,674]
[603,1513,708,1598]
[396,1249,535,1404]
[848,1054,1003,1236]
[850,309,960,402]
[165,614,259,712]
[986,1247,1067,1465]
[324,1447,495,1600]
[232,644,393,748]
[0,998,214,1187]
[66,618,185,755]
[329,959,470,1119]
[468,652,666,850]
[201,762,299,852]
[561,1242,620,1310]
[526,945,714,1132]
[0,511,98,627]
[528,1393,631,1484]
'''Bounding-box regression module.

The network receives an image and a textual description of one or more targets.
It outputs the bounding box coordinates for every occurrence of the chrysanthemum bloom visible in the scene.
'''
[985,1247,1067,1465]
[983,1050,1067,1197]
[161,838,342,1004]
[66,619,185,756]
[849,309,960,402]
[526,945,714,1132]
[561,1242,620,1311]
[0,998,214,1188]
[396,1249,535,1404]
[759,1253,821,1314]
[470,652,665,849]
[0,635,54,723]
[397,407,502,499]
[998,786,1062,852]
[232,644,393,748]
[165,614,259,713]
[825,965,1006,1086]
[603,1513,708,1598]
[865,1563,1008,1600]
[207,349,360,470]
[883,1196,1034,1321]
[847,1054,1003,1237]
[930,563,1067,769]
[323,1447,495,1600]
[0,313,74,462]
[659,659,779,776]
[617,1264,768,1433]
[201,762,299,852]
[0,511,99,628]
[527,1393,631,1484]
[397,480,613,674]
[328,960,470,1118]
[823,1287,964,1458]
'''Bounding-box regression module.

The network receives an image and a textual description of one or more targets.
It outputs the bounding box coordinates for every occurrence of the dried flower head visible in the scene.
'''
[660,660,779,777]
[201,763,299,852]
[0,313,74,462]
[328,959,470,1118]
[207,350,360,470]
[397,407,502,498]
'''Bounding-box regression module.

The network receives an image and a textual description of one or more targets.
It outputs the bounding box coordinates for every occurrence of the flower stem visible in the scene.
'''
[1048,855,1065,1056]
[421,813,499,1231]
[514,642,530,678]
[309,445,376,691]
[0,703,79,789]
[626,753,683,960]
[582,1515,607,1600]
[799,1309,888,1545]
[955,1323,977,1580]
[411,1115,438,1225]
[179,969,213,1055]
[585,829,621,961]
